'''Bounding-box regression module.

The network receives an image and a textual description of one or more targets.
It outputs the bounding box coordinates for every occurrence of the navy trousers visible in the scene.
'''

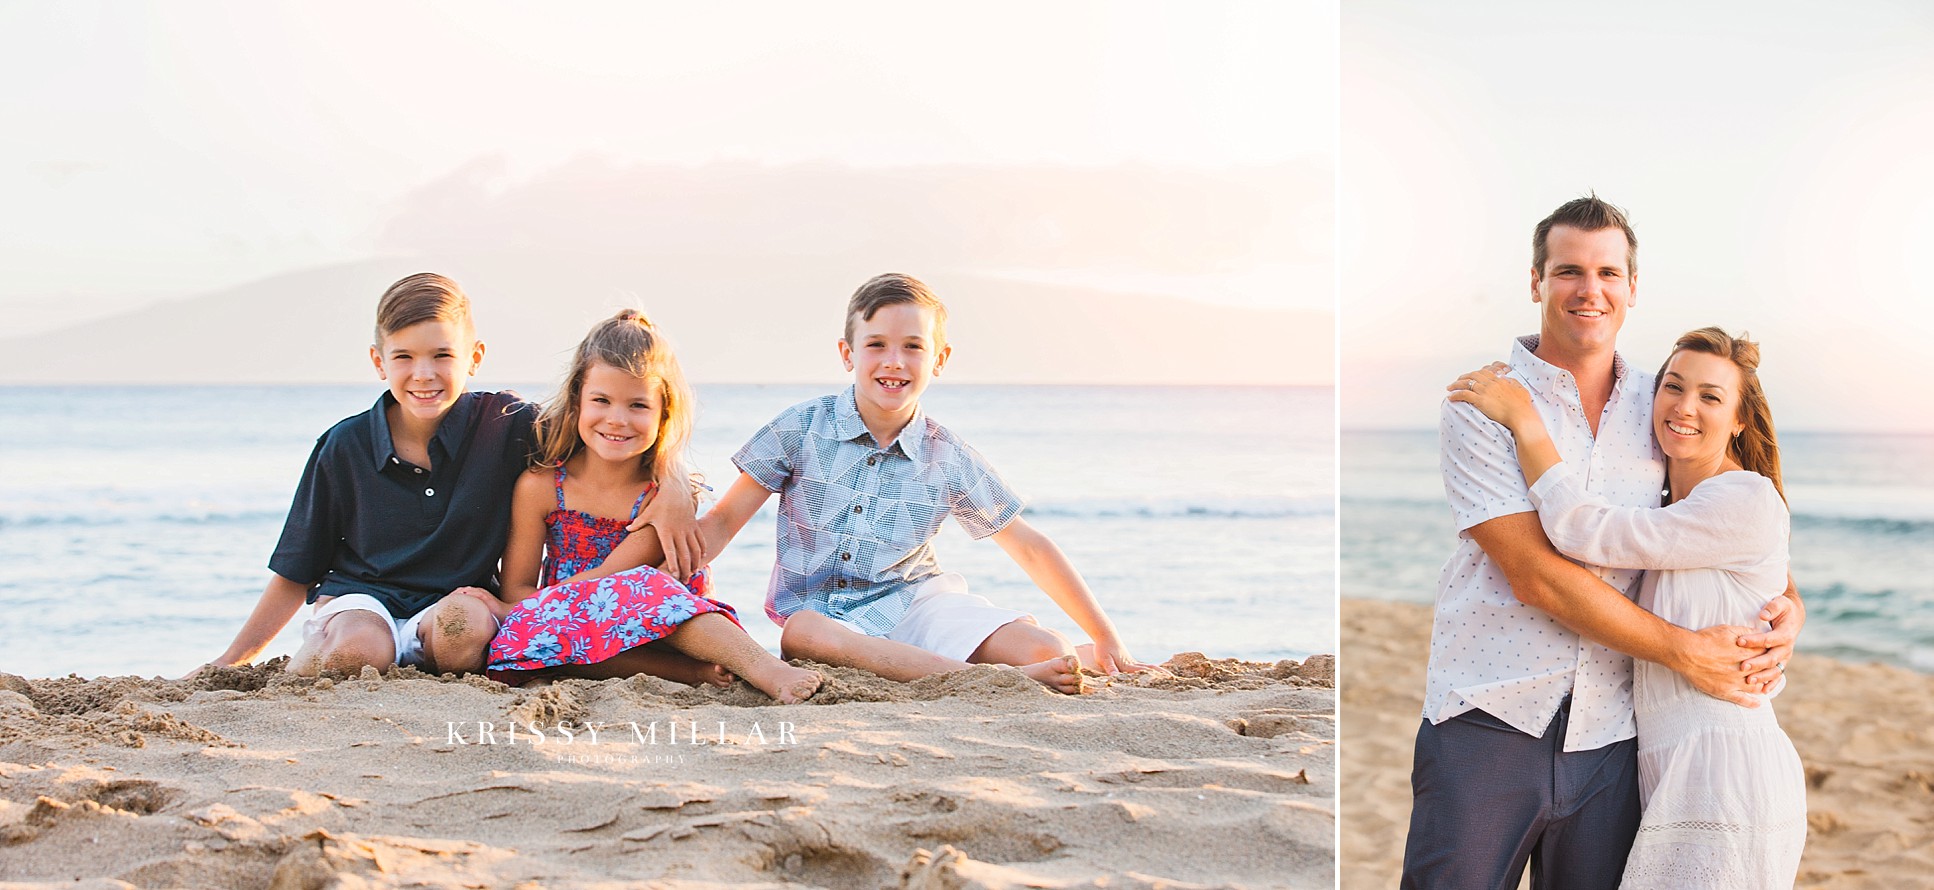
[1400,700,1641,890]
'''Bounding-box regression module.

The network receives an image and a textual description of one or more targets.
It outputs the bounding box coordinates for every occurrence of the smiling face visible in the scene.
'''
[838,302,950,430]
[1532,224,1637,361]
[369,318,483,426]
[575,361,663,466]
[1653,349,1747,467]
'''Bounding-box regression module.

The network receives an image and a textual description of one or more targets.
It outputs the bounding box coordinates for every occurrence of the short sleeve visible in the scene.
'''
[948,442,1025,539]
[267,435,340,587]
[500,394,539,467]
[732,409,801,493]
[1529,466,1784,571]
[1441,398,1535,533]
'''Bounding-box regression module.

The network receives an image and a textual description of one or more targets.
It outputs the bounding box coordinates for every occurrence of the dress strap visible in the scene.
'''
[628,481,658,523]
[553,465,568,511]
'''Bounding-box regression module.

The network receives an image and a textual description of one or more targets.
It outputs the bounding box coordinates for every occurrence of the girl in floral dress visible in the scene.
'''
[475,310,821,703]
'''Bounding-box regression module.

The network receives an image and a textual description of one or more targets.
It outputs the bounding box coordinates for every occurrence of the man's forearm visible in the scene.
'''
[1473,512,1763,704]
[1508,555,1691,669]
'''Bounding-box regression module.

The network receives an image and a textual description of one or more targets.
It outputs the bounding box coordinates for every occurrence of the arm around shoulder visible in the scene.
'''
[1530,468,1784,571]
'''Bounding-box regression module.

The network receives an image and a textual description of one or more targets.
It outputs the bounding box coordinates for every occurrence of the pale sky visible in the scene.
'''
[1,1,1337,341]
[1341,0,1934,432]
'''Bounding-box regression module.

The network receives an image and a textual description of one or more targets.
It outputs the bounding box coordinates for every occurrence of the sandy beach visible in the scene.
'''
[0,653,1333,889]
[1341,597,1934,889]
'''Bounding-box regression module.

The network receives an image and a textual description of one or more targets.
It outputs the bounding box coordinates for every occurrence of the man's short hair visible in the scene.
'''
[843,273,949,347]
[1532,195,1638,278]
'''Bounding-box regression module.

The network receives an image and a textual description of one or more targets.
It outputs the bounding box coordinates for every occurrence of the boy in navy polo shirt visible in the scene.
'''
[696,273,1151,693]
[206,273,693,675]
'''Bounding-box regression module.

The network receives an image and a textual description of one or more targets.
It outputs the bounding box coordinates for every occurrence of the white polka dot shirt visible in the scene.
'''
[1423,335,1664,752]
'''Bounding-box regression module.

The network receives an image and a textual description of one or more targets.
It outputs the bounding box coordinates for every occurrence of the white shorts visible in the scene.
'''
[303,593,431,668]
[831,573,1033,663]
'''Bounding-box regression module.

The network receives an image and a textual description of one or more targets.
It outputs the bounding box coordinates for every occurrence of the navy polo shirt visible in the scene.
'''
[269,390,536,619]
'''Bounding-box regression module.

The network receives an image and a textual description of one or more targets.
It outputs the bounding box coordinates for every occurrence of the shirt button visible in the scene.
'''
[425,488,435,497]
[414,468,423,474]
[852,505,863,514]
[841,552,852,561]
[836,579,848,589]
[390,457,399,464]
[867,456,877,466]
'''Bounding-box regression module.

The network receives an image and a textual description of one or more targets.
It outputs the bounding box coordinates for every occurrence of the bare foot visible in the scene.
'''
[646,660,735,688]
[1021,655,1085,694]
[741,660,823,704]
[692,663,735,688]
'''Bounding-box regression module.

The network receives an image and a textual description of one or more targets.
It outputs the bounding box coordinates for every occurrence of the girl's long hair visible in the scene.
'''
[1656,326,1785,503]
[532,310,700,495]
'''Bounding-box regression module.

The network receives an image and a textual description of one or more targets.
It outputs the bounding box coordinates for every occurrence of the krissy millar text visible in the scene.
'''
[444,719,797,747]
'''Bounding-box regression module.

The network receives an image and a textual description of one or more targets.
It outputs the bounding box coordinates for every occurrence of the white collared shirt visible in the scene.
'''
[1423,335,1664,751]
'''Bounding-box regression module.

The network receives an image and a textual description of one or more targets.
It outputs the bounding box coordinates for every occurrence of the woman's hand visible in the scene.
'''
[1447,362,1536,431]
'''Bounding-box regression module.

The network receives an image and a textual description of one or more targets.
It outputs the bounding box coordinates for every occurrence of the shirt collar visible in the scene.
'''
[369,390,477,471]
[1511,334,1634,397]
[832,385,927,465]
[370,392,398,471]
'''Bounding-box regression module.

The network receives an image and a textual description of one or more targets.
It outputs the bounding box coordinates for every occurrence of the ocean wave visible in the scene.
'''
[1025,497,1331,520]
[1345,494,1934,529]
[0,509,286,530]
[1790,514,1934,536]
[1,501,1327,529]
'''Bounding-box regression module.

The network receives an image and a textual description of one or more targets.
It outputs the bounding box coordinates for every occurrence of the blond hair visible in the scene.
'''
[532,310,699,494]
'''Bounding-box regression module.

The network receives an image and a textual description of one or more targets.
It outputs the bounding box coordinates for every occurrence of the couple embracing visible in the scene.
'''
[1403,196,1808,889]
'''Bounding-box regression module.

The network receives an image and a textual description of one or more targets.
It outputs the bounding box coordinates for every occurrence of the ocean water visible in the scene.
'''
[0,384,1334,678]
[1343,429,1934,673]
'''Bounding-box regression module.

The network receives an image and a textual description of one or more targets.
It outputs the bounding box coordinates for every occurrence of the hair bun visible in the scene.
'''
[611,308,655,328]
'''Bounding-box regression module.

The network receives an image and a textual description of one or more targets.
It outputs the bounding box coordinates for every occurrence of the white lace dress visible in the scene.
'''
[1529,466,1807,890]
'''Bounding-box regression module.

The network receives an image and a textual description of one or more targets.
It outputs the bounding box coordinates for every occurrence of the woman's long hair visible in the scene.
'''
[1656,326,1784,503]
[531,310,700,495]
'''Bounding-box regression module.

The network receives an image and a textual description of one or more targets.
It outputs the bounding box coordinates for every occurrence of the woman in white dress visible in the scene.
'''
[1450,327,1806,889]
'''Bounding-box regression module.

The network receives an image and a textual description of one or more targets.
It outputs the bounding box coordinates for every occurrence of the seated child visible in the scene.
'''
[204,273,694,675]
[697,273,1150,693]
[465,310,821,703]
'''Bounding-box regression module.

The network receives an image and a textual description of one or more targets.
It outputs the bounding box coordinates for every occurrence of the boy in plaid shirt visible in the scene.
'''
[699,274,1149,692]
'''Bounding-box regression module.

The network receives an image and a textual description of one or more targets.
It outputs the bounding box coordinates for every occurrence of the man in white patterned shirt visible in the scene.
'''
[696,273,1150,694]
[1401,196,1806,889]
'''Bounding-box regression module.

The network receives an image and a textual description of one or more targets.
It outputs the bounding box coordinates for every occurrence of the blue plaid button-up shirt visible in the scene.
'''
[732,386,1026,634]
